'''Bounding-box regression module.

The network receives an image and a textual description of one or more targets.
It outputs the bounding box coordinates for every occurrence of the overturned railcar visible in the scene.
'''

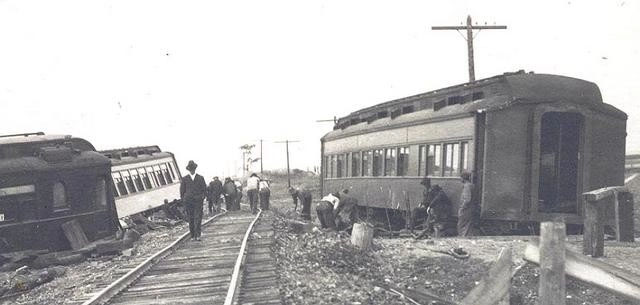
[100,146,182,218]
[321,71,627,230]
[0,133,119,253]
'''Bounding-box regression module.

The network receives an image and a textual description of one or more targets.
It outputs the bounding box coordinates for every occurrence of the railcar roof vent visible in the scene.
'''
[390,108,402,119]
[447,95,463,106]
[39,146,74,163]
[402,105,414,114]
[472,91,485,101]
[366,113,377,124]
[433,99,446,111]
[377,111,388,118]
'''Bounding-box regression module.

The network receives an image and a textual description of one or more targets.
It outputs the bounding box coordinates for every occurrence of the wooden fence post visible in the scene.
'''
[539,221,566,305]
[614,191,634,242]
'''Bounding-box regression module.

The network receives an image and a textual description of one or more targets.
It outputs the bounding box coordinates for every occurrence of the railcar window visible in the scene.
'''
[345,153,350,177]
[461,142,469,171]
[372,149,384,177]
[0,185,35,222]
[362,151,372,176]
[336,154,344,178]
[96,177,107,207]
[444,143,460,176]
[121,170,137,193]
[160,164,173,184]
[323,156,329,178]
[110,181,119,197]
[146,166,158,187]
[398,147,410,176]
[418,145,426,176]
[53,182,68,210]
[384,148,397,176]
[132,170,145,191]
[139,168,153,189]
[329,155,336,178]
[167,162,177,180]
[427,144,442,176]
[154,165,167,186]
[351,152,361,177]
[112,173,128,196]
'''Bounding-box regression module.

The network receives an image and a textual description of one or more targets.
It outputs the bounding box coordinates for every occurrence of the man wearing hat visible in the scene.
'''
[206,176,223,215]
[180,160,207,241]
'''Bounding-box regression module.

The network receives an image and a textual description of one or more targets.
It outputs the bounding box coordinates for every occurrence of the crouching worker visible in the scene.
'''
[414,184,456,239]
[316,192,339,229]
[334,189,359,231]
[410,177,433,230]
[289,185,312,220]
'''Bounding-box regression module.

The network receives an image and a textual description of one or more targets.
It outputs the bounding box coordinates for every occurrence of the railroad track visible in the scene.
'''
[72,209,281,305]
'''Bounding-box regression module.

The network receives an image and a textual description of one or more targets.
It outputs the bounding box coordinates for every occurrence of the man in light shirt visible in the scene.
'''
[258,179,271,210]
[246,173,260,214]
[316,192,340,229]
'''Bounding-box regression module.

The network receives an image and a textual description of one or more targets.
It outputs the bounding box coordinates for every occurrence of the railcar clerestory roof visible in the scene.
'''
[322,71,627,141]
[100,145,174,166]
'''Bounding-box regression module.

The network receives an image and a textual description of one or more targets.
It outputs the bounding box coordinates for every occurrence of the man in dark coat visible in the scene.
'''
[222,177,237,211]
[289,185,312,220]
[334,189,359,231]
[410,177,433,230]
[180,160,207,241]
[206,176,223,215]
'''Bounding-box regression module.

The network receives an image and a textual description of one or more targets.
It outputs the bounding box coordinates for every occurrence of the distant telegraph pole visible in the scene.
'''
[260,139,263,175]
[274,140,300,188]
[432,15,507,82]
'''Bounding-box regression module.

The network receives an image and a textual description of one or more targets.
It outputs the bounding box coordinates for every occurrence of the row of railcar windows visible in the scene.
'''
[111,161,177,197]
[324,141,469,178]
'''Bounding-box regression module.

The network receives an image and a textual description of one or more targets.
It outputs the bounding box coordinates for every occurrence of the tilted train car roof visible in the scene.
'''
[322,71,627,141]
[0,134,96,152]
[99,145,175,167]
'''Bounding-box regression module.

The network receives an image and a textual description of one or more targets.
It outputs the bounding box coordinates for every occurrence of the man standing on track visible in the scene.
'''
[246,173,260,214]
[258,178,271,211]
[223,177,237,211]
[206,176,223,215]
[180,160,207,241]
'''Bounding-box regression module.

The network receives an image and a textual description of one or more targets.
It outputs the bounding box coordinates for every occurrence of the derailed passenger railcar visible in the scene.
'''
[0,133,119,253]
[321,71,627,230]
[100,146,182,217]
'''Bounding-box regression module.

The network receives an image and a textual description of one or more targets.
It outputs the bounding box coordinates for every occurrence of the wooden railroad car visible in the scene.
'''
[320,71,627,231]
[0,133,119,253]
[101,146,181,218]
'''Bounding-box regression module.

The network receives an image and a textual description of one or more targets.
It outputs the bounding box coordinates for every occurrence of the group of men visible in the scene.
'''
[287,171,480,238]
[179,160,271,241]
[411,171,479,238]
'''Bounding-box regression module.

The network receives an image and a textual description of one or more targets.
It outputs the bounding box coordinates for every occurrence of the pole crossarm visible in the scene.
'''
[431,15,507,82]
[432,25,507,30]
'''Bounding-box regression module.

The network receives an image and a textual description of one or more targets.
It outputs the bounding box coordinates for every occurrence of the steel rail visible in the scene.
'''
[81,211,228,305]
[223,210,263,305]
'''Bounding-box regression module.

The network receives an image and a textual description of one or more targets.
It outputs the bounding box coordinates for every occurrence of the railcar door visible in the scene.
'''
[537,112,582,214]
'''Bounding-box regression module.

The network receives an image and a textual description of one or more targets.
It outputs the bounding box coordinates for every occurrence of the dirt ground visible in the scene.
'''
[0,220,197,305]
[271,172,640,305]
[2,171,639,305]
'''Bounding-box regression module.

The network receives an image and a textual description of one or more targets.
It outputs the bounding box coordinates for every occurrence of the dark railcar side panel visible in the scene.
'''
[481,106,530,220]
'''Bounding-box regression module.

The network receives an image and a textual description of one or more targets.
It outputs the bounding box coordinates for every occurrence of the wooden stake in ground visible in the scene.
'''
[351,223,374,250]
[539,221,566,305]
[461,247,512,305]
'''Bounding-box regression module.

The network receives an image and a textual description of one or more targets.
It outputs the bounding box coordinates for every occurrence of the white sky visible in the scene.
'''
[1,0,639,179]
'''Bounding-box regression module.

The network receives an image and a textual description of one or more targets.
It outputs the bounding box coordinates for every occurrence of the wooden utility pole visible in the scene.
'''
[274,140,299,188]
[260,139,263,175]
[432,15,507,82]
